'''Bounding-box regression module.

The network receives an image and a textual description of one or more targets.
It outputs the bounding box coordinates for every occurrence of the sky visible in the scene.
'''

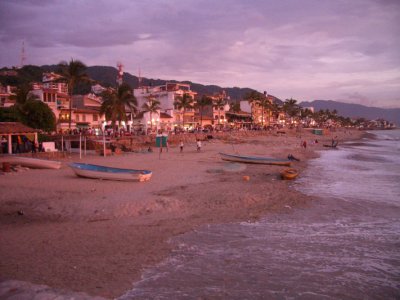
[0,0,399,108]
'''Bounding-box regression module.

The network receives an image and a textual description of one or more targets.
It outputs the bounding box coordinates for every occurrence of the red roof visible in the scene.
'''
[0,122,38,134]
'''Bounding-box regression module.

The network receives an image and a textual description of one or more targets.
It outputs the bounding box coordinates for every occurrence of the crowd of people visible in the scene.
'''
[0,135,42,154]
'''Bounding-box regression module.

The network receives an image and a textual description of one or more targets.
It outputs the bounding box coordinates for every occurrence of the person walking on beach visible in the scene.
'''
[179,139,184,153]
[196,139,202,152]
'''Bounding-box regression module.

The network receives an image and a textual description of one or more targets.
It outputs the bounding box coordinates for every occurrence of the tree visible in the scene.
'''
[9,83,38,106]
[174,93,194,128]
[19,100,56,132]
[195,95,212,127]
[229,102,241,113]
[57,59,89,129]
[213,96,226,127]
[141,94,161,132]
[6,83,57,131]
[283,98,300,123]
[0,106,21,122]
[100,83,137,133]
[244,90,271,126]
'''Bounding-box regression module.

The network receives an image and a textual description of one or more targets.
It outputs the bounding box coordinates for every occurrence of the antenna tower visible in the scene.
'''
[20,41,26,68]
[116,62,123,86]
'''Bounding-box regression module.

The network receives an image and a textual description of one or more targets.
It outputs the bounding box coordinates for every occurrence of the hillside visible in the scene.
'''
[300,100,400,125]
[2,64,282,103]
[40,65,261,102]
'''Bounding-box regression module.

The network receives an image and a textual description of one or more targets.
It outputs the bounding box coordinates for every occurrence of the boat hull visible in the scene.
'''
[69,163,152,182]
[281,168,298,180]
[220,153,291,166]
[0,156,61,169]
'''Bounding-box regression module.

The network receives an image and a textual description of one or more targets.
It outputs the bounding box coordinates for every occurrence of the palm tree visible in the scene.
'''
[195,95,212,128]
[174,93,194,129]
[100,83,137,134]
[57,59,89,129]
[141,94,161,132]
[283,98,300,124]
[244,90,264,126]
[213,96,226,127]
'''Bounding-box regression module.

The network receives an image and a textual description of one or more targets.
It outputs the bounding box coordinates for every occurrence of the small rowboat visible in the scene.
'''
[69,163,152,182]
[219,152,291,166]
[0,156,61,169]
[281,168,298,180]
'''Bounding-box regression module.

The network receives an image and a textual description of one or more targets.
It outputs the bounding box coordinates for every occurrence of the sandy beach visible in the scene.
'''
[0,128,363,299]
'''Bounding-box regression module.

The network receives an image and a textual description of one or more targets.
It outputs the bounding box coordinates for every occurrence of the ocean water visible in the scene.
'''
[120,130,400,300]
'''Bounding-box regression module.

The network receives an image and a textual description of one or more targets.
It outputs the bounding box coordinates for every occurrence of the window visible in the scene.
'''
[93,114,98,121]
[82,114,86,122]
[76,114,80,122]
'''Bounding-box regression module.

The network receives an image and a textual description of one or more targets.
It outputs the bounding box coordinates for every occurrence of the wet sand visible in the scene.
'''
[0,128,363,299]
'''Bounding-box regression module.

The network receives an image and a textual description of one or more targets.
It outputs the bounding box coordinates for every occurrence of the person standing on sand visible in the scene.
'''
[196,139,202,152]
[180,139,184,153]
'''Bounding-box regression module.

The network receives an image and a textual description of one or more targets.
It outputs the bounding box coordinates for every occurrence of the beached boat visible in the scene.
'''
[323,140,338,148]
[219,152,291,166]
[0,156,61,169]
[281,168,298,180]
[69,163,152,182]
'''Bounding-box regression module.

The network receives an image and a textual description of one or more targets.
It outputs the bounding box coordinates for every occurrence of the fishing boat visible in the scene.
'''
[219,152,291,166]
[281,168,298,180]
[0,156,61,169]
[69,163,152,182]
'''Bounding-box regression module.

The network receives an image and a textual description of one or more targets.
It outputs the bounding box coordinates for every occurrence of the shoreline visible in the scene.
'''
[0,128,364,299]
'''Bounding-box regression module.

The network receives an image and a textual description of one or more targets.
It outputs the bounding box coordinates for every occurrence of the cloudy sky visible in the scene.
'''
[1,0,399,107]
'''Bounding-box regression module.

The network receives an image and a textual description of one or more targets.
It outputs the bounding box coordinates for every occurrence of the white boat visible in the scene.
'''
[0,156,62,169]
[69,163,152,182]
[219,152,291,166]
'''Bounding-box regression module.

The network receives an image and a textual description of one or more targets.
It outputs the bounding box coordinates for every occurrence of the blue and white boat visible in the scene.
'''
[69,163,152,182]
[219,152,291,166]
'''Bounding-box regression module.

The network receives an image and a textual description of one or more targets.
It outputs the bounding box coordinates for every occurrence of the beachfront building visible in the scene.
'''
[72,94,104,133]
[250,94,274,127]
[30,73,71,132]
[29,73,108,133]
[209,91,230,129]
[0,85,16,108]
[133,82,197,132]
[225,111,253,129]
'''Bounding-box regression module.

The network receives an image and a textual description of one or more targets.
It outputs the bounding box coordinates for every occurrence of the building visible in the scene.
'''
[195,91,230,129]
[0,85,16,108]
[72,94,104,133]
[30,73,71,132]
[133,82,197,131]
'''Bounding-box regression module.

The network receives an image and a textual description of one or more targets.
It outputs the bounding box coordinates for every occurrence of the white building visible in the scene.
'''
[0,85,16,108]
[133,82,197,131]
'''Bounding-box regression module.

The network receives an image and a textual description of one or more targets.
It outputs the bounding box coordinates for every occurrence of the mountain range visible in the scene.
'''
[1,64,398,125]
[300,100,400,125]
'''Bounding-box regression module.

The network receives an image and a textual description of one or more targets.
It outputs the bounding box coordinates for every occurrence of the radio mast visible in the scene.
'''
[20,41,26,68]
[116,62,123,86]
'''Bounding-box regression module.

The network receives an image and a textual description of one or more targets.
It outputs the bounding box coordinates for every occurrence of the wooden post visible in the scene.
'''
[7,134,12,154]
[79,133,82,159]
[103,130,106,157]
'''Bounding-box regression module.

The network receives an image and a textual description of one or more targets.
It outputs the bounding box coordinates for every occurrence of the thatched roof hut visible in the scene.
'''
[0,122,38,154]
